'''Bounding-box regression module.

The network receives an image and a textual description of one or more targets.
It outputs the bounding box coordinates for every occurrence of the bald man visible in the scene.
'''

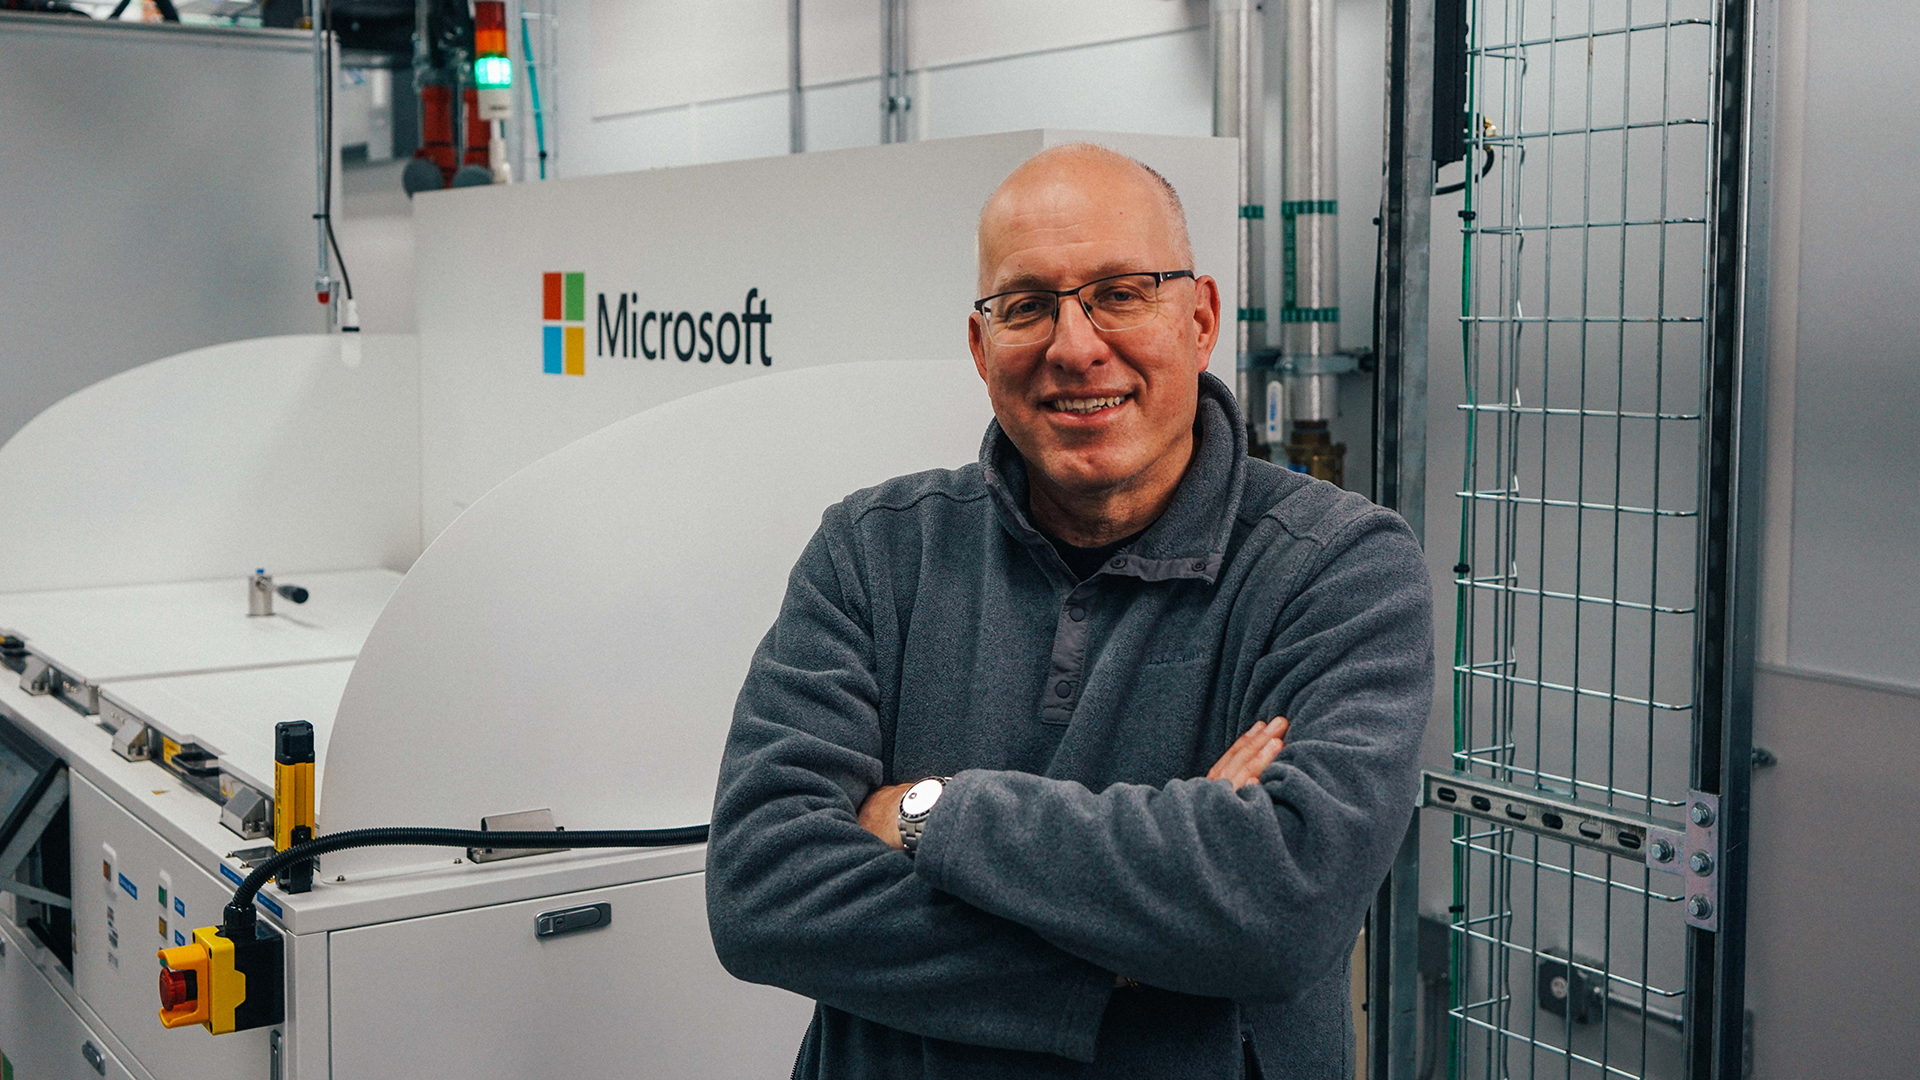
[708,145,1433,1079]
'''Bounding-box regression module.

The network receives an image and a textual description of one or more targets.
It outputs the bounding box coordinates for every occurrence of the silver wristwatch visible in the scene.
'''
[898,776,951,856]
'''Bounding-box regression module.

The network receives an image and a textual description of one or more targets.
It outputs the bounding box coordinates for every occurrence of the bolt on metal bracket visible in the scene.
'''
[1683,790,1720,932]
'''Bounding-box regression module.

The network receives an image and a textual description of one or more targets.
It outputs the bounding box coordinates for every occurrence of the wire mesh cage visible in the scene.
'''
[1446,0,1724,1076]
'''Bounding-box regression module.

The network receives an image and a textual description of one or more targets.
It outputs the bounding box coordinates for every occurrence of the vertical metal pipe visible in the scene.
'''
[879,0,909,144]
[1279,0,1343,422]
[789,0,805,153]
[1211,0,1265,448]
[312,0,334,326]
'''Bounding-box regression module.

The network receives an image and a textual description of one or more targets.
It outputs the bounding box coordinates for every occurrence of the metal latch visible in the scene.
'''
[1422,770,1722,931]
[19,654,54,695]
[18,654,98,715]
[535,902,610,939]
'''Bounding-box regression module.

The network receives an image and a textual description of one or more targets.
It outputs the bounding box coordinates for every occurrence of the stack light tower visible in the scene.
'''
[472,0,513,183]
[404,0,510,193]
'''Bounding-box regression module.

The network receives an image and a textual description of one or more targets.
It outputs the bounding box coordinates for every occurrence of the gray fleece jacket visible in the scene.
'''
[707,372,1433,1079]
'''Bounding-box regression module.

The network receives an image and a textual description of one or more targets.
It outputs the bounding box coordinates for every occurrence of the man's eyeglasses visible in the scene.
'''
[972,270,1195,347]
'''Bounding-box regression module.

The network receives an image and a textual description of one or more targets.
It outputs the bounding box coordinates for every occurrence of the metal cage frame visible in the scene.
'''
[1372,0,1771,1076]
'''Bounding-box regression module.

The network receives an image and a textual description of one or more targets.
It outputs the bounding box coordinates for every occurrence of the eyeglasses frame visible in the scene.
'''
[971,269,1197,345]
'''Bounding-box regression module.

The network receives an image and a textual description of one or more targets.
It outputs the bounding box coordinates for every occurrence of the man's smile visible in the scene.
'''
[1043,392,1133,416]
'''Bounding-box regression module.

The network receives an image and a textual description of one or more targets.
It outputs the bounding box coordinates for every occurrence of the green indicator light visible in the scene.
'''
[474,56,513,89]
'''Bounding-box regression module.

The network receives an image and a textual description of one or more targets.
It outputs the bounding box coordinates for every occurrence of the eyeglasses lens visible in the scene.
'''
[984,274,1164,345]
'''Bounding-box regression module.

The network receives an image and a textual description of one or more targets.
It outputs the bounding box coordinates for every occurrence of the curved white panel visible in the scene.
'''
[0,334,420,593]
[323,360,993,873]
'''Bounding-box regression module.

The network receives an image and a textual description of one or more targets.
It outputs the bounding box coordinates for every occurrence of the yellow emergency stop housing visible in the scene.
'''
[157,922,283,1035]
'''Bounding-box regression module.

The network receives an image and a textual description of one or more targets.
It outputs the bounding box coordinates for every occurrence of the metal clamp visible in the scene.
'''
[18,654,98,715]
[18,654,54,696]
[468,808,567,863]
[1682,791,1720,931]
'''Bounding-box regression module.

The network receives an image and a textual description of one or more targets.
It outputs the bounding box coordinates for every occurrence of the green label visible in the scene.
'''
[563,272,586,322]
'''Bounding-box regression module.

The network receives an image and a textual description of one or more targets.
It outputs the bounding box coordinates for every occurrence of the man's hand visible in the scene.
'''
[1207,717,1288,787]
[858,782,914,850]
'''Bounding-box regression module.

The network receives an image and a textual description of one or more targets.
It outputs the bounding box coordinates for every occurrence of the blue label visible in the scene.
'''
[174,898,185,916]
[254,892,283,918]
[174,931,186,947]
[219,864,244,887]
[118,873,138,900]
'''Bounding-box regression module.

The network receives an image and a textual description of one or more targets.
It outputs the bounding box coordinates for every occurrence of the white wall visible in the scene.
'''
[1745,0,1920,1074]
[0,16,329,449]
[1764,0,1920,692]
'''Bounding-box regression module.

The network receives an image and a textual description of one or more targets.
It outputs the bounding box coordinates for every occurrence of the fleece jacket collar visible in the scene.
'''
[979,371,1249,586]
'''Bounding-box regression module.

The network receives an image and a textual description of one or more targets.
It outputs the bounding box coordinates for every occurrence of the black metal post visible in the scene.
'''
[1689,0,1768,1075]
[1370,0,1436,1076]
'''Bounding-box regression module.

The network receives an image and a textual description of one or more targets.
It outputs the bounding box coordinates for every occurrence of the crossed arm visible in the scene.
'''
[856,716,1291,848]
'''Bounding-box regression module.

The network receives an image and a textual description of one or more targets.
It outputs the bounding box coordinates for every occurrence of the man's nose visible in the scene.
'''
[1045,296,1108,369]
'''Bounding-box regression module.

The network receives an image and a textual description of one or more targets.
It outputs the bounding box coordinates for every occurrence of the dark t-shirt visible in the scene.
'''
[1038,525,1146,582]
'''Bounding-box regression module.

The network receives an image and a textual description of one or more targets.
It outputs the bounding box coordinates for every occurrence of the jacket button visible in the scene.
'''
[1054,681,1072,698]
[1109,557,1126,569]
[1190,559,1206,572]
[1068,606,1086,622]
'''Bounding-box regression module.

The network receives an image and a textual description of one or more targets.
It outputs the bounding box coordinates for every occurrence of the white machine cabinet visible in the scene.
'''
[328,872,794,1079]
[68,775,275,1080]
[0,916,139,1080]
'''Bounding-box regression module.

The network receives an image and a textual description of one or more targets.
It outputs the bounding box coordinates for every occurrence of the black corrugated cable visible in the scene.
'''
[220,825,709,937]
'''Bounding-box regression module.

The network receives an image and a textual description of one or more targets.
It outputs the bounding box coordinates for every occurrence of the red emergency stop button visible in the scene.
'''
[159,967,197,1010]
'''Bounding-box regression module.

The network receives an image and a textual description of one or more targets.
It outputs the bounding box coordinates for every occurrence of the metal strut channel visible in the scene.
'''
[1422,770,1722,933]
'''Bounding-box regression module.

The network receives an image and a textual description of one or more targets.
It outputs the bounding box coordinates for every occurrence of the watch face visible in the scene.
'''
[900,778,944,818]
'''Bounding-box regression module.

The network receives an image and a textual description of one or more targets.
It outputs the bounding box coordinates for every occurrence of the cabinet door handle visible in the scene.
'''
[81,1039,107,1075]
[535,902,611,939]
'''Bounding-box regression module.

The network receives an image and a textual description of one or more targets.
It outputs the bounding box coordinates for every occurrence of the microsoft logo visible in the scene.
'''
[542,271,586,376]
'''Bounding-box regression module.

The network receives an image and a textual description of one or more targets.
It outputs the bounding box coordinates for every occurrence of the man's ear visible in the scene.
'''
[1191,275,1222,372]
[968,313,991,382]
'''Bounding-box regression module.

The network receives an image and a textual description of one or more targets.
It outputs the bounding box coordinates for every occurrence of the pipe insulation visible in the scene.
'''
[1278,0,1344,422]
[1211,0,1267,447]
